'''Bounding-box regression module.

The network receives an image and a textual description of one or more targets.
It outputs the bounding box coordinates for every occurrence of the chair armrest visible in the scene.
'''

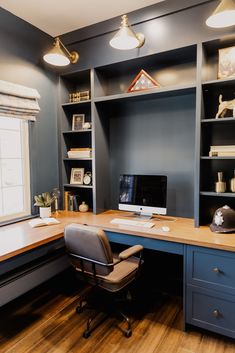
[118,245,143,260]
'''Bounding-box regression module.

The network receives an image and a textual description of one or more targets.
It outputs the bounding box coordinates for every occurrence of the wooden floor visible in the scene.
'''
[0,270,235,353]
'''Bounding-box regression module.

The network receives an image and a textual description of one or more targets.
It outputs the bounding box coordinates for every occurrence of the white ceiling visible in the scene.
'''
[0,0,165,37]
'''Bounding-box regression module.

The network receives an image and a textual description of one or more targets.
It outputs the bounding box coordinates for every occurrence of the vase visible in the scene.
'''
[39,206,51,218]
[79,201,89,212]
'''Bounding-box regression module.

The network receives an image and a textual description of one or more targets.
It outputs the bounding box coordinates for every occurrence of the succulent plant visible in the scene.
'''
[34,192,55,207]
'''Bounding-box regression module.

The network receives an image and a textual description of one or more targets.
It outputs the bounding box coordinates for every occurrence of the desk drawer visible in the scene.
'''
[186,246,235,294]
[186,285,235,339]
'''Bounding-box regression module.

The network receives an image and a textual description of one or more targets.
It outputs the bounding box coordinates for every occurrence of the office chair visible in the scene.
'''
[64,223,143,338]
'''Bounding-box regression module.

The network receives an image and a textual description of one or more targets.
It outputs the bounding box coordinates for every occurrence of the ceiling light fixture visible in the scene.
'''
[206,0,235,28]
[43,37,79,67]
[109,14,145,50]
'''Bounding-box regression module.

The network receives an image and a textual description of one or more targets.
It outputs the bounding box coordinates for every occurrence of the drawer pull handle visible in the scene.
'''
[212,309,220,318]
[212,267,221,273]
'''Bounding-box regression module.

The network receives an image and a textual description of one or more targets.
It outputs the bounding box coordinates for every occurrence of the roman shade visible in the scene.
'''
[0,80,40,121]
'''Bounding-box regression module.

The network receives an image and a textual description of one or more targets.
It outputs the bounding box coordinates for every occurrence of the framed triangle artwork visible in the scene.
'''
[127,69,161,92]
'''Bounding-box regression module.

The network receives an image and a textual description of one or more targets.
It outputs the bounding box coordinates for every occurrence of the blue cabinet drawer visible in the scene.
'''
[186,285,235,339]
[186,246,235,294]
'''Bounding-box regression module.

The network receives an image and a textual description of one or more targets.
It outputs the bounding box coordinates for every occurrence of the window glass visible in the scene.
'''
[0,117,31,222]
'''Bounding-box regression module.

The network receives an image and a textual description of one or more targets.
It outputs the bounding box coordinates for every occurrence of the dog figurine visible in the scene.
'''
[215,94,235,119]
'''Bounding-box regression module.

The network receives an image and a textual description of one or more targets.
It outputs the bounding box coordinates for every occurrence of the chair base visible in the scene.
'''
[76,287,133,338]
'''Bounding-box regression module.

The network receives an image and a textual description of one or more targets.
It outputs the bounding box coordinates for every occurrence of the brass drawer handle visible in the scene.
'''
[212,267,221,273]
[212,309,220,318]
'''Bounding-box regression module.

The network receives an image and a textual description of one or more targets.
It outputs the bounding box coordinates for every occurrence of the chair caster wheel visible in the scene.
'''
[124,329,132,338]
[76,306,83,314]
[83,330,91,339]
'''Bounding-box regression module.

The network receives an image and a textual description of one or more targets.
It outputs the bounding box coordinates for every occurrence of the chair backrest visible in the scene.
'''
[64,223,114,276]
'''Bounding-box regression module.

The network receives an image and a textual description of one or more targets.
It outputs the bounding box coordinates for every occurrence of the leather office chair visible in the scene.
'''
[64,223,143,338]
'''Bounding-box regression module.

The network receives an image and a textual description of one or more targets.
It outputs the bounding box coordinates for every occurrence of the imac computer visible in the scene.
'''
[118,174,167,218]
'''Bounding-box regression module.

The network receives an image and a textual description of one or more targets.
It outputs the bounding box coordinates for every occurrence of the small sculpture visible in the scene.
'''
[215,94,235,119]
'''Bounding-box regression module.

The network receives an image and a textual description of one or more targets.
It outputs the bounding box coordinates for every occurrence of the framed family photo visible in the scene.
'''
[70,168,84,184]
[218,46,235,79]
[72,114,85,131]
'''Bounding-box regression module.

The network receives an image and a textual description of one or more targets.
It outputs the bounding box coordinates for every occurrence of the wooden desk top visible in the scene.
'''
[1,210,235,262]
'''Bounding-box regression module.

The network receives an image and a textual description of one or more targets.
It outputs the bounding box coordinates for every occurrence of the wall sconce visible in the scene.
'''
[43,37,79,67]
[206,0,235,28]
[109,15,145,50]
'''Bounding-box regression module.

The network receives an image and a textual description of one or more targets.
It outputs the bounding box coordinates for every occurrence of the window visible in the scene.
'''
[0,116,31,222]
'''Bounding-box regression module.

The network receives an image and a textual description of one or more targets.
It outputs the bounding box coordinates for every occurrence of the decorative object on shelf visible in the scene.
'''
[215,172,226,193]
[69,90,90,103]
[79,201,89,212]
[64,191,72,210]
[34,192,55,218]
[210,205,235,233]
[51,187,61,212]
[230,170,235,192]
[67,147,92,158]
[109,14,145,50]
[83,121,91,129]
[218,46,235,78]
[70,168,85,184]
[215,94,235,119]
[206,0,235,28]
[209,145,235,157]
[43,37,79,67]
[83,171,92,185]
[127,69,161,92]
[72,114,85,131]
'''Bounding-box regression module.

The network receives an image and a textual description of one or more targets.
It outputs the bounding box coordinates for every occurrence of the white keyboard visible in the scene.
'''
[110,218,155,228]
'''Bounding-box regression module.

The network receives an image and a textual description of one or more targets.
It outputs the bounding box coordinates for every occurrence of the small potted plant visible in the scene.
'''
[34,192,55,218]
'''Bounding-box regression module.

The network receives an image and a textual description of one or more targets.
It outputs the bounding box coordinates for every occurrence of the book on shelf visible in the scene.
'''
[64,191,72,210]
[28,218,60,228]
[209,151,235,157]
[210,145,235,152]
[67,147,92,158]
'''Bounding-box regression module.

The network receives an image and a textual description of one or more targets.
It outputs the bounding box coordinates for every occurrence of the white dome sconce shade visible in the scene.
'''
[206,0,235,28]
[43,37,79,67]
[109,14,145,50]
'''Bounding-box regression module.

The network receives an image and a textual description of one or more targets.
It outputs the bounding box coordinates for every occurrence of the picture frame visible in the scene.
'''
[70,168,84,184]
[218,46,235,79]
[72,114,85,131]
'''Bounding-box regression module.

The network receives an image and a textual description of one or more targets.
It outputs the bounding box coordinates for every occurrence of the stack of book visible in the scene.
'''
[67,148,92,158]
[69,90,90,103]
[209,145,235,157]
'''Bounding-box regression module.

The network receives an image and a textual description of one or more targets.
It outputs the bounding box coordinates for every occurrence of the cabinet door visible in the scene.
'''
[186,245,235,295]
[187,285,235,339]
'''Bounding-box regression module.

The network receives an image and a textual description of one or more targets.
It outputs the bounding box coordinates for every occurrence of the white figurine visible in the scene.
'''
[215,94,235,119]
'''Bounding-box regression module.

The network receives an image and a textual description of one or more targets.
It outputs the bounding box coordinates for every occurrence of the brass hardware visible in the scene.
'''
[212,309,220,317]
[212,267,221,273]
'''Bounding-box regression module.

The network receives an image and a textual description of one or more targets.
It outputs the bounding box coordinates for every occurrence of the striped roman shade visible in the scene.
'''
[0,80,40,121]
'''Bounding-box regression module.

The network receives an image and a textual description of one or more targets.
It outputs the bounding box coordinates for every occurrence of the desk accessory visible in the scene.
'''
[215,172,226,193]
[79,201,89,212]
[34,192,55,218]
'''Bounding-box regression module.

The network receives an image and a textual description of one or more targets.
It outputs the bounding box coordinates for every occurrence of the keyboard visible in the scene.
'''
[110,218,155,228]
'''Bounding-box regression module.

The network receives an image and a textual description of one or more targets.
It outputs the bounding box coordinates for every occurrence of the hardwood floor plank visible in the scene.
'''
[1,271,235,353]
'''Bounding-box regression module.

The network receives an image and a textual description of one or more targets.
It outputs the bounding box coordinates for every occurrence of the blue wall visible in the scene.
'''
[0,8,59,210]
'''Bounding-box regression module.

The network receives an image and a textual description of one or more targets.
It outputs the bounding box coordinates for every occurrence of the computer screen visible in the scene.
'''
[118,174,167,216]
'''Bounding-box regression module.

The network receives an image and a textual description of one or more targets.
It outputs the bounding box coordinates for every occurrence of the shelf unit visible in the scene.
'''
[59,70,94,212]
[197,37,235,225]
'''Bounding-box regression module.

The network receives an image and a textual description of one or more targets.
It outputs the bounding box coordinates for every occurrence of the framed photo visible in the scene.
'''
[218,46,235,79]
[72,114,85,131]
[70,168,84,184]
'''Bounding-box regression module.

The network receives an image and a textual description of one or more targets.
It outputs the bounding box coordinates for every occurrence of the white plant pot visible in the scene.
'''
[39,206,51,218]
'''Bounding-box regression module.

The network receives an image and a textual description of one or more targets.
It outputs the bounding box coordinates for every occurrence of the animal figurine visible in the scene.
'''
[215,94,235,119]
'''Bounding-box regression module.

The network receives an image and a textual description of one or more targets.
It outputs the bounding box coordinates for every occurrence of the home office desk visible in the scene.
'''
[1,210,235,339]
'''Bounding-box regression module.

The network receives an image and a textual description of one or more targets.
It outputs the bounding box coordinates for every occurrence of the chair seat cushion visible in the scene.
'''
[75,256,141,292]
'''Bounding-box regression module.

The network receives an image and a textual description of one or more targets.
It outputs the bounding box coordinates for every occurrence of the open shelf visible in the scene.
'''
[62,129,92,134]
[94,83,196,103]
[62,100,91,108]
[63,184,93,189]
[201,118,235,123]
[63,158,92,161]
[200,191,235,197]
[201,156,235,160]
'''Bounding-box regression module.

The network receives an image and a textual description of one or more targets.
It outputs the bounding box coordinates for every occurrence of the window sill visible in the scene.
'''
[0,214,38,228]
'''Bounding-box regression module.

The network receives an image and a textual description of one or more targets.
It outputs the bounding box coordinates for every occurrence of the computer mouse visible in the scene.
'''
[162,226,170,232]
